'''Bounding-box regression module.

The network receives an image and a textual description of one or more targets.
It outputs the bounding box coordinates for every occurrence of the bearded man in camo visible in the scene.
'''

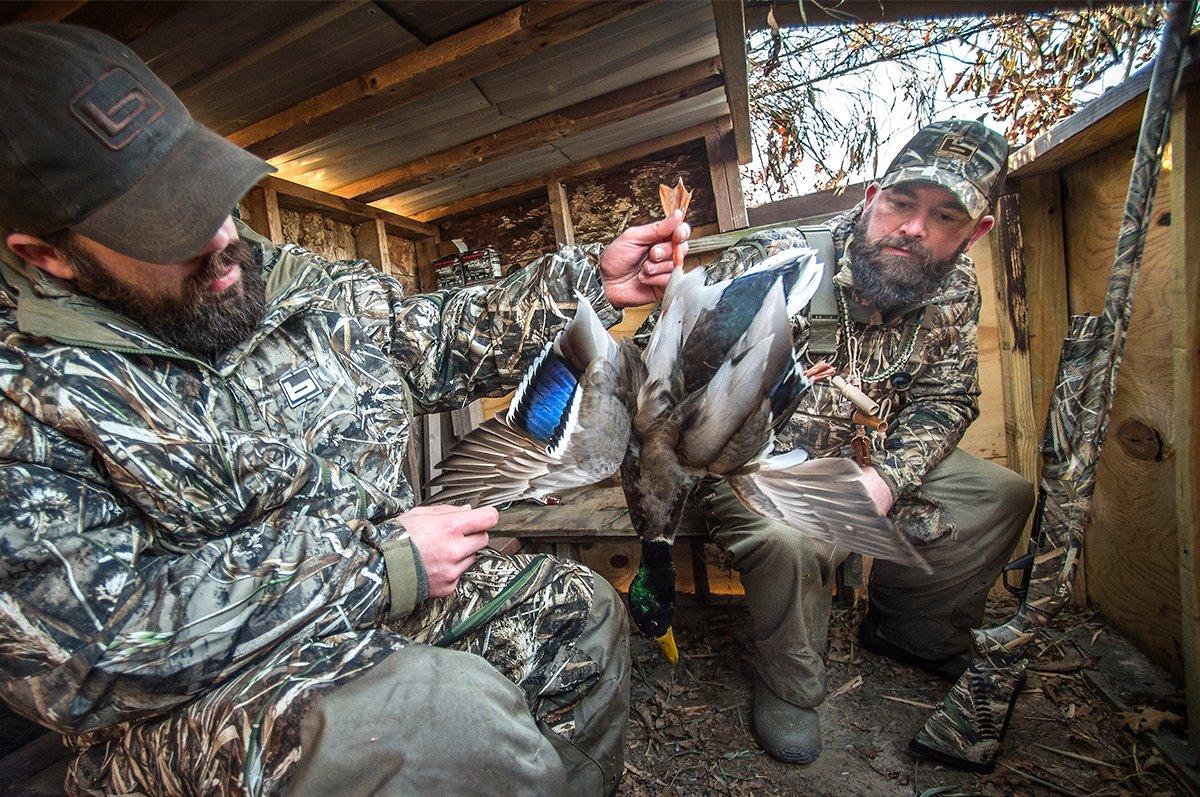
[672,120,1035,765]
[0,24,690,796]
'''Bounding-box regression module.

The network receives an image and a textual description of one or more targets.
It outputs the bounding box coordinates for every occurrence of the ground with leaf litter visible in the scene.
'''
[618,595,1186,796]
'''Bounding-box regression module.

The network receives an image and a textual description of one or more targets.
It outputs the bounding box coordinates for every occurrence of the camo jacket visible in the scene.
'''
[0,220,618,739]
[691,204,982,541]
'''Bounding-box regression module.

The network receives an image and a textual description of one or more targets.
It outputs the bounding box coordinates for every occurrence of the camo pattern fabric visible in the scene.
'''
[645,205,982,541]
[67,551,598,795]
[0,221,618,794]
[910,652,1028,769]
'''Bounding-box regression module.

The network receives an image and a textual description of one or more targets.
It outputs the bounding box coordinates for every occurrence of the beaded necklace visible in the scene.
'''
[836,286,921,384]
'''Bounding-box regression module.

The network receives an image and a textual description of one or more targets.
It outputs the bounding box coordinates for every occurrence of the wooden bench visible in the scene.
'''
[488,485,862,604]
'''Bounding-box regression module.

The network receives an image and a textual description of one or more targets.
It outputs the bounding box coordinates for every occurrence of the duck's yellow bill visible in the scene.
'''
[655,627,679,665]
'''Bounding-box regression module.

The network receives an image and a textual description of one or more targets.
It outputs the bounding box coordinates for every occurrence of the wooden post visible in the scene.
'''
[1015,173,1070,424]
[989,194,1040,486]
[705,117,748,232]
[353,217,393,275]
[546,180,575,248]
[242,186,283,244]
[1171,83,1200,751]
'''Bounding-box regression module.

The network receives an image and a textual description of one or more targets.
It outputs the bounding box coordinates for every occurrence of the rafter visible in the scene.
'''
[711,0,752,165]
[227,1,644,160]
[407,118,727,222]
[341,57,724,204]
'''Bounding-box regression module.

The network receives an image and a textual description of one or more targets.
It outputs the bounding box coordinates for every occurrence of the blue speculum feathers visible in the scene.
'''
[511,352,578,445]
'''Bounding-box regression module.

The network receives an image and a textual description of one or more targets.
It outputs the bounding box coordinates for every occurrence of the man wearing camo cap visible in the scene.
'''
[0,22,692,796]
[683,119,1033,765]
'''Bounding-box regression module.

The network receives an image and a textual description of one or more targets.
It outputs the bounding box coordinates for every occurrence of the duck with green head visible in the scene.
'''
[428,249,927,664]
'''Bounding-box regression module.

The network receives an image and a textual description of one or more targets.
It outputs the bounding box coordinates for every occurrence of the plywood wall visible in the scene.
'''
[962,230,1008,466]
[1061,135,1181,678]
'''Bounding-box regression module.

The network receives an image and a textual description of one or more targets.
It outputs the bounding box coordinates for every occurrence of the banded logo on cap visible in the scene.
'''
[880,119,1009,219]
[70,67,163,151]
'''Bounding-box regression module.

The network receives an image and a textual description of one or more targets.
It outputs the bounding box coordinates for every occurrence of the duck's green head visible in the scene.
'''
[629,538,676,636]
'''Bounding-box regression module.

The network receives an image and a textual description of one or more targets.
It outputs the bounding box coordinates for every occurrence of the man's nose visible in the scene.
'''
[198,216,237,257]
[897,212,928,239]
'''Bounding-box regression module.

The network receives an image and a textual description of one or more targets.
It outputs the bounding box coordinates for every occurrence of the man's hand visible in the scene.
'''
[398,504,497,597]
[599,210,691,308]
[860,466,895,517]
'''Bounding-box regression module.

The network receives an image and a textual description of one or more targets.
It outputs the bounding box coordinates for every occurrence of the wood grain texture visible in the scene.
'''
[546,181,575,248]
[385,235,421,295]
[1170,86,1200,744]
[279,208,357,261]
[353,218,392,275]
[227,1,644,160]
[704,117,749,231]
[1064,135,1181,677]
[711,0,751,165]
[959,228,1008,468]
[341,58,724,203]
[262,175,436,240]
[241,186,283,245]
[1016,173,1070,427]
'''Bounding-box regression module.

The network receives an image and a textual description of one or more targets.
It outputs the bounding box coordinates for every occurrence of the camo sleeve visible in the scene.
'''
[347,244,621,415]
[0,404,411,735]
[873,291,982,497]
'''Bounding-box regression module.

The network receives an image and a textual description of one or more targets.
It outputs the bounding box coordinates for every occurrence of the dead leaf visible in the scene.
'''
[829,674,864,699]
[1121,707,1183,734]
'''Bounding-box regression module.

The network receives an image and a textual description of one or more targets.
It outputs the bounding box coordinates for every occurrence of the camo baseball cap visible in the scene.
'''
[879,119,1009,219]
[0,23,274,264]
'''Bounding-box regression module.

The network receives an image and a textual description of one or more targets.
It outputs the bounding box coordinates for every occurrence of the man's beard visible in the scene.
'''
[847,212,967,316]
[64,238,267,359]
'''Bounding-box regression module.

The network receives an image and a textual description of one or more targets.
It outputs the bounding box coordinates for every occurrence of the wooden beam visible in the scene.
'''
[1014,173,1069,425]
[705,116,748,231]
[260,175,437,240]
[12,0,86,23]
[988,193,1040,495]
[747,181,867,227]
[175,1,367,96]
[546,181,575,247]
[1171,83,1200,751]
[744,0,1108,30]
[342,57,724,203]
[228,1,644,160]
[1010,38,1199,179]
[242,186,283,244]
[711,0,752,165]
[353,218,393,275]
[410,118,726,222]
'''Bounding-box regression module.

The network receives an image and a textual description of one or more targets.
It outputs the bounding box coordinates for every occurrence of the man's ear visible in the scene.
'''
[864,183,881,206]
[964,215,995,251]
[5,233,77,281]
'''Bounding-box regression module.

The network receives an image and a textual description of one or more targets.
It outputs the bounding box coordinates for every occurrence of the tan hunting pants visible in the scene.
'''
[695,449,1033,708]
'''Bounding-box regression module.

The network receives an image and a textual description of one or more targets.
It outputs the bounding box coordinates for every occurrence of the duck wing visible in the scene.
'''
[727,452,931,572]
[425,298,632,507]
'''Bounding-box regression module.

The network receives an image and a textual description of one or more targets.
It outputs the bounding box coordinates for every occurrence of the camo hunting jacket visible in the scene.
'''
[0,220,618,737]
[693,205,982,541]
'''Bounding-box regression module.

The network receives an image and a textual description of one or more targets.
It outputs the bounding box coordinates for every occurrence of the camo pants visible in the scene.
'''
[696,449,1033,708]
[67,552,630,796]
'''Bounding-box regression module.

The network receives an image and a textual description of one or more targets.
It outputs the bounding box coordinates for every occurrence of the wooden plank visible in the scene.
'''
[1066,136,1180,677]
[704,116,749,231]
[546,180,575,248]
[747,182,867,226]
[227,1,644,160]
[261,175,436,240]
[353,218,392,274]
[241,186,283,245]
[1171,84,1200,749]
[341,57,725,203]
[174,1,366,96]
[411,118,726,222]
[1010,40,1199,179]
[450,400,483,438]
[711,0,751,165]
[957,228,1008,466]
[988,193,1039,485]
[1015,173,1070,425]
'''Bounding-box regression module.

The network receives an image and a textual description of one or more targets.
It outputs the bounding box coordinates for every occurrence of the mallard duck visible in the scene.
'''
[427,248,927,664]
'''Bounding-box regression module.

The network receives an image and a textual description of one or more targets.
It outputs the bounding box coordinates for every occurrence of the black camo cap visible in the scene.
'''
[0,23,274,264]
[880,119,1008,219]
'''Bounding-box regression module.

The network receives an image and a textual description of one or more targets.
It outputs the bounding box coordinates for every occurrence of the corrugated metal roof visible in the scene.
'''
[3,1,731,221]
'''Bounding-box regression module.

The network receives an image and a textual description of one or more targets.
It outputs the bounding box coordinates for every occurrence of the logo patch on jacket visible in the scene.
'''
[279,367,321,408]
